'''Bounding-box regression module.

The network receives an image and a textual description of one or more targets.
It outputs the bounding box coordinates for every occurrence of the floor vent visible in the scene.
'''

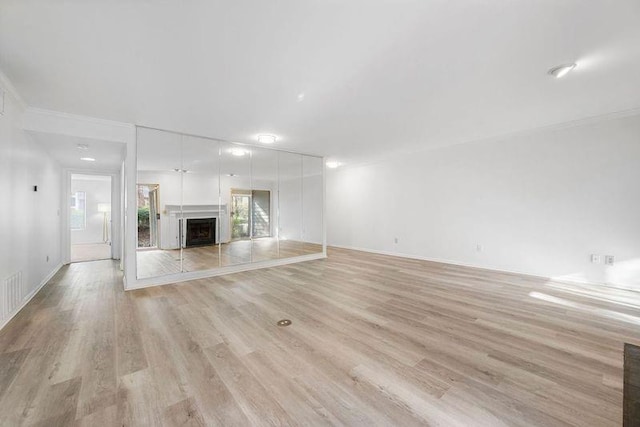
[2,271,24,320]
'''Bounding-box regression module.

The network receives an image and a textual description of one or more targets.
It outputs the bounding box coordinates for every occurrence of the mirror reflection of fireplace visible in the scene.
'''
[180,218,216,248]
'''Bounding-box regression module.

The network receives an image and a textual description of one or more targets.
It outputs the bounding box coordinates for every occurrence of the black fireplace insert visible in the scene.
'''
[184,218,216,247]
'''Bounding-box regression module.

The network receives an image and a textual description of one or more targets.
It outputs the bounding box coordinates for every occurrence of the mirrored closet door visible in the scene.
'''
[135,127,325,281]
[136,128,184,279]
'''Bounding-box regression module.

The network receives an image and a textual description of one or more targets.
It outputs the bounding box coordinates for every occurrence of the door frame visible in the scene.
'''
[230,189,252,241]
[229,188,273,241]
[136,183,160,250]
[62,169,121,265]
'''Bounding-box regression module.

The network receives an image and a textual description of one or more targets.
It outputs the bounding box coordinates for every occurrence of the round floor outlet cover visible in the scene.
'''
[277,319,292,327]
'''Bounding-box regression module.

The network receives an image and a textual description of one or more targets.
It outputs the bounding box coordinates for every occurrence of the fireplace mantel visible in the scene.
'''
[161,204,229,249]
[165,204,227,216]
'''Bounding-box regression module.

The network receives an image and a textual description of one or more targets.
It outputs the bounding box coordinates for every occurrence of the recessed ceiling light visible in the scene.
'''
[80,157,96,162]
[230,147,247,157]
[257,134,277,144]
[326,161,341,169]
[77,144,89,150]
[297,93,305,102]
[548,63,576,78]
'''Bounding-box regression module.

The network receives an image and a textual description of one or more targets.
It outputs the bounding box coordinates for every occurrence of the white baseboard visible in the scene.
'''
[126,252,327,291]
[327,244,634,291]
[0,263,63,331]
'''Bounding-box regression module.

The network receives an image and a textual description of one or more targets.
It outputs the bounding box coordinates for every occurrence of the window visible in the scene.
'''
[230,189,271,240]
[70,191,86,230]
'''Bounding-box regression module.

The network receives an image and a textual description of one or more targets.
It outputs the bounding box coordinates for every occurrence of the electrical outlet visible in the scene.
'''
[476,244,483,252]
[46,255,49,262]
[604,255,615,266]
[591,254,601,264]
[394,237,398,244]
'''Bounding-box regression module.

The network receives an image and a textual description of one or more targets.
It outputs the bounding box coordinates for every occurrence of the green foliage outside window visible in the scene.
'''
[138,206,150,227]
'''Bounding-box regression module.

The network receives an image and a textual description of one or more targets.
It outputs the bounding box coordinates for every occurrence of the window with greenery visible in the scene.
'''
[70,191,86,230]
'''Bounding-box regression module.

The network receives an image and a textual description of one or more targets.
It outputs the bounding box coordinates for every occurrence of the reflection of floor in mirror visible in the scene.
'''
[136,238,323,279]
[71,243,111,263]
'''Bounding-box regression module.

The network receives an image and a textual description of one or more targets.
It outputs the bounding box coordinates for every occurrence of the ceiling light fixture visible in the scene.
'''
[257,134,277,144]
[326,161,341,169]
[548,63,576,78]
[77,144,89,150]
[230,147,247,157]
[297,93,305,102]
[80,157,96,162]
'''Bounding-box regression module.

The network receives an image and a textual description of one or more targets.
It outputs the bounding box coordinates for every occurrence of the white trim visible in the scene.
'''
[63,169,122,264]
[22,107,135,145]
[338,107,640,170]
[322,160,327,258]
[328,244,639,292]
[123,126,138,285]
[0,263,63,331]
[25,107,133,130]
[126,253,327,291]
[0,68,26,110]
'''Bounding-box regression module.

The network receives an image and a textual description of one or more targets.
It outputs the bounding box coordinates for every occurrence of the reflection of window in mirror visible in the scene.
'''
[70,191,86,230]
[230,189,271,241]
[137,184,160,248]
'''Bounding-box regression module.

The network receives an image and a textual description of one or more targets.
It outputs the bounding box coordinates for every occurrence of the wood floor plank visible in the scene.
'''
[0,248,637,425]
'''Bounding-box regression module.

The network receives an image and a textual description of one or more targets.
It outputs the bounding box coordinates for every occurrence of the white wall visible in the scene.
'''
[327,113,640,289]
[70,175,112,244]
[0,86,62,327]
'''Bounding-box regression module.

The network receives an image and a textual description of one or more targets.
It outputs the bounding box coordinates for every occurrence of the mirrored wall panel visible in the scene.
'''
[220,141,252,267]
[181,135,221,273]
[136,127,324,280]
[137,128,183,279]
[278,152,303,259]
[302,155,324,254]
[251,147,279,262]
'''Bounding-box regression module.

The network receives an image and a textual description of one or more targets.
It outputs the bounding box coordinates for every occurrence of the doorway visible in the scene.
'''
[137,184,160,248]
[230,189,271,241]
[70,174,113,262]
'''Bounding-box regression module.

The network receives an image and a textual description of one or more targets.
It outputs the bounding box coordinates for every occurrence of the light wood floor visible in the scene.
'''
[137,238,323,279]
[70,243,111,263]
[1,248,638,426]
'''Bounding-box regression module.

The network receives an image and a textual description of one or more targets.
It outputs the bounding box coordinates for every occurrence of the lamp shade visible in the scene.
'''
[97,203,111,213]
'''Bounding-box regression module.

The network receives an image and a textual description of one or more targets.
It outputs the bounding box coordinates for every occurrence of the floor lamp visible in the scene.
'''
[97,203,111,244]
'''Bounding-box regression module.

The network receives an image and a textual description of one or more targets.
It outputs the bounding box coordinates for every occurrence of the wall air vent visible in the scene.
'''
[2,271,24,322]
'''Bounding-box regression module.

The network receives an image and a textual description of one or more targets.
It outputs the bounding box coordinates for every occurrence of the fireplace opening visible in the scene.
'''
[184,218,216,247]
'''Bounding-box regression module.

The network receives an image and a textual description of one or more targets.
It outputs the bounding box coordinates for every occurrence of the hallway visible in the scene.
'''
[70,243,111,263]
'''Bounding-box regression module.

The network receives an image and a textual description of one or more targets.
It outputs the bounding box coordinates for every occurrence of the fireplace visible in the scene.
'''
[184,218,216,247]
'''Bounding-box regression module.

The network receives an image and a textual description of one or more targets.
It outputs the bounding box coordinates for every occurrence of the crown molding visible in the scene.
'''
[23,107,135,144]
[334,105,640,171]
[0,68,27,110]
[25,107,134,130]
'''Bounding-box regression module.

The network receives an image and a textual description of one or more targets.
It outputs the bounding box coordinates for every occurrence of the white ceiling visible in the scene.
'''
[27,131,125,170]
[2,1,640,164]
